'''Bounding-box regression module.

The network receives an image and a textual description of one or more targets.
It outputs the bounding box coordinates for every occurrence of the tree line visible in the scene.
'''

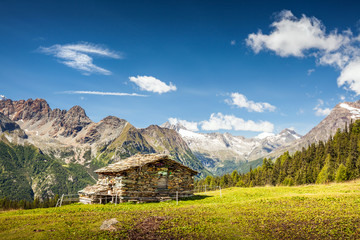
[196,120,360,190]
[0,195,59,210]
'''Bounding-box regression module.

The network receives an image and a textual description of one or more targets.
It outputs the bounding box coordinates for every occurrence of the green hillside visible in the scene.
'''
[1,181,359,239]
[0,140,95,201]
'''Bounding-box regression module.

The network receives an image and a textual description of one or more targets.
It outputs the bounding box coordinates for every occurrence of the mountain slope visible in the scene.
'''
[0,140,95,201]
[94,122,156,167]
[140,125,211,176]
[0,98,212,199]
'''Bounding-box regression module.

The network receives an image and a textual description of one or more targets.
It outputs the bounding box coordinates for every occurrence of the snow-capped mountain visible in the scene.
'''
[270,101,360,157]
[161,122,301,175]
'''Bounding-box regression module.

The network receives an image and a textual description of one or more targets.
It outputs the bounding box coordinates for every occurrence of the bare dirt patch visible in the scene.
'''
[127,216,171,240]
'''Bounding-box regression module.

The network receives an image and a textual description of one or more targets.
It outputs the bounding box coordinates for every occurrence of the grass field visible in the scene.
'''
[1,181,360,239]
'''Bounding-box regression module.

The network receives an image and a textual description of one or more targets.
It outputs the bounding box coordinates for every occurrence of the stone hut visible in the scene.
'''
[78,154,198,204]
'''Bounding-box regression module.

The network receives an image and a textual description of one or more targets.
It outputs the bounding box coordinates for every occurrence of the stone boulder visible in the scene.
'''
[100,218,119,231]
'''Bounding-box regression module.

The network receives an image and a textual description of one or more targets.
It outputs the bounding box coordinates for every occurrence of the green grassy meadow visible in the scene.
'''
[1,181,360,239]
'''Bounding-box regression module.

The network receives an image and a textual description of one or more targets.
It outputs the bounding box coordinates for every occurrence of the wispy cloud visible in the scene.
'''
[307,69,315,76]
[0,94,6,100]
[230,40,236,45]
[246,10,360,95]
[62,90,147,97]
[313,99,331,116]
[38,42,122,75]
[225,93,276,112]
[129,75,177,94]
[297,108,304,115]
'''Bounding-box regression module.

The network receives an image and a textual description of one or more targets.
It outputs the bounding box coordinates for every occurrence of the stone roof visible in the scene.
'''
[94,153,198,175]
[78,184,109,195]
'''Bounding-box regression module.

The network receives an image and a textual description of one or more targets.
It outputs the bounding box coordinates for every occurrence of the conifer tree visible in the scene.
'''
[335,164,347,182]
[316,154,334,184]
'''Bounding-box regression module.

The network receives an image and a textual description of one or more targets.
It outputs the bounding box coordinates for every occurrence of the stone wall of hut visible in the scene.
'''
[96,159,195,202]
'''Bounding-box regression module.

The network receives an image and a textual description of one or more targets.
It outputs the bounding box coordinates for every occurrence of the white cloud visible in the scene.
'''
[230,40,236,45]
[62,90,147,97]
[225,93,276,112]
[246,10,348,57]
[318,52,350,69]
[39,42,121,75]
[307,69,315,76]
[200,113,274,132]
[0,95,6,100]
[340,95,346,101]
[168,118,199,131]
[314,107,331,116]
[129,75,177,94]
[313,99,331,116]
[246,10,360,95]
[337,58,360,94]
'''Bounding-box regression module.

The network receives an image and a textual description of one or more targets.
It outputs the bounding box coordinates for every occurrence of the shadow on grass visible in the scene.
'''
[179,195,212,201]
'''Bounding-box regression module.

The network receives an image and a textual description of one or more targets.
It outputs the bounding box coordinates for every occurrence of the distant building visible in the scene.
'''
[78,154,198,204]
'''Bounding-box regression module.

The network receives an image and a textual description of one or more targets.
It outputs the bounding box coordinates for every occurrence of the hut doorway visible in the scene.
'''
[157,176,168,190]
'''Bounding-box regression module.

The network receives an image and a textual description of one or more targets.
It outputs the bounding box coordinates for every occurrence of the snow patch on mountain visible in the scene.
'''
[162,121,302,174]
[340,103,360,119]
[178,129,206,139]
[255,132,275,139]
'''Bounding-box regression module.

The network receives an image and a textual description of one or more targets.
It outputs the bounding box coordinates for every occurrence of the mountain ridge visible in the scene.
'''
[0,98,209,177]
[161,121,302,175]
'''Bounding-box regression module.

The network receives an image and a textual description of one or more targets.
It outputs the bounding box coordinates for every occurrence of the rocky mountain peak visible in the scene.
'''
[161,121,188,132]
[142,125,179,139]
[101,116,124,125]
[145,124,163,131]
[60,106,91,137]
[0,98,51,121]
[279,128,300,138]
[67,105,87,117]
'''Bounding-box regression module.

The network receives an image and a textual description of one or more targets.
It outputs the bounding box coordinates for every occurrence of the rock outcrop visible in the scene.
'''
[0,112,27,139]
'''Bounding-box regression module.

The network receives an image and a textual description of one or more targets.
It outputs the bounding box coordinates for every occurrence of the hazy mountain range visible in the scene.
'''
[162,121,302,175]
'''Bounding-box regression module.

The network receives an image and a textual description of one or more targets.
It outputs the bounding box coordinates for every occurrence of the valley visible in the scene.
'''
[1,98,360,200]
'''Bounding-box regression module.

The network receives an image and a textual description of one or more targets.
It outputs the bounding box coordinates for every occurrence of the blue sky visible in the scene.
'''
[1,0,360,137]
